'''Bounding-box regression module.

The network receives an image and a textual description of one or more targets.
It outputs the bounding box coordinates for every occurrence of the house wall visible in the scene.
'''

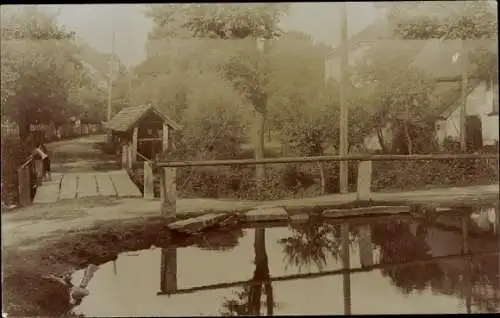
[435,81,499,147]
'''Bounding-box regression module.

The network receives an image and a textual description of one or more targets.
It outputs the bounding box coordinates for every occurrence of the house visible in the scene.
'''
[415,39,499,151]
[105,104,181,164]
[324,16,498,152]
[324,17,394,83]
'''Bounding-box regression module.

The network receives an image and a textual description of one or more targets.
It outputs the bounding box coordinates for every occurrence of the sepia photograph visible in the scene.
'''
[1,1,499,316]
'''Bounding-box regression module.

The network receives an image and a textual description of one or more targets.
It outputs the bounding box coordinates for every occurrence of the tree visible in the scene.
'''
[130,48,250,162]
[144,3,291,188]
[387,1,497,83]
[350,43,438,154]
[1,6,86,140]
[220,229,275,316]
[371,220,444,295]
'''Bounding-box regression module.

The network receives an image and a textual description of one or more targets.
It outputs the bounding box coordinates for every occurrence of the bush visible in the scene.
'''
[372,158,498,191]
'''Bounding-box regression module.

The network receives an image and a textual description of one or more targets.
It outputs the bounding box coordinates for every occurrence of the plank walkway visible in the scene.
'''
[33,169,142,204]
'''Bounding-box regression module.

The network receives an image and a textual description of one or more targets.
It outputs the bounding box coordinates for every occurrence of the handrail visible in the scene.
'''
[19,156,34,170]
[137,151,152,162]
[157,153,500,168]
[157,250,498,295]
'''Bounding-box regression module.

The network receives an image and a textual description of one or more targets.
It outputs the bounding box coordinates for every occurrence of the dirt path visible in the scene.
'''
[46,134,119,173]
[2,183,498,250]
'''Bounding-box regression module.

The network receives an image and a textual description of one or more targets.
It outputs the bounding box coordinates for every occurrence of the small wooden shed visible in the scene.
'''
[106,105,181,164]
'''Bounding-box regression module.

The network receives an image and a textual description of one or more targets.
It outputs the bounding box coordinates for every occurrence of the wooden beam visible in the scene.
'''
[143,161,154,200]
[157,250,498,296]
[161,167,176,216]
[132,127,138,164]
[157,153,499,168]
[162,124,169,152]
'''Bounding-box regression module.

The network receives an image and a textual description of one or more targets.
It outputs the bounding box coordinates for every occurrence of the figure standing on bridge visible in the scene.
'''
[33,144,51,181]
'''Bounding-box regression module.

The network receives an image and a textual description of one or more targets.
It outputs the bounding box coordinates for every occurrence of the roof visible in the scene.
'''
[327,18,393,58]
[105,105,181,132]
[431,79,482,120]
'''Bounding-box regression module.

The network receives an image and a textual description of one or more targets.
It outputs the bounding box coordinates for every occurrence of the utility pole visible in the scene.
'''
[459,38,468,153]
[107,30,116,122]
[339,2,349,193]
[255,37,268,190]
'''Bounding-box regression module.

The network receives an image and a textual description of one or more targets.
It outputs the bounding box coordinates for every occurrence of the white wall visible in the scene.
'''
[435,81,499,146]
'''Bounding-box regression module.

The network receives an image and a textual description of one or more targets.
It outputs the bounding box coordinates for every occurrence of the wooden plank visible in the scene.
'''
[33,183,60,204]
[161,167,176,216]
[109,170,142,198]
[132,126,138,164]
[17,166,31,206]
[95,173,117,197]
[48,173,63,185]
[157,153,500,168]
[143,162,155,200]
[76,174,98,198]
[162,123,169,151]
[59,173,78,200]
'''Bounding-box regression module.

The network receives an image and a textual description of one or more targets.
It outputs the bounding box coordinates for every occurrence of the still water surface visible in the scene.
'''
[72,209,500,316]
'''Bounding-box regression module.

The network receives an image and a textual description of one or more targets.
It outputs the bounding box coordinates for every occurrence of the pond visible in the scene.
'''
[71,207,500,316]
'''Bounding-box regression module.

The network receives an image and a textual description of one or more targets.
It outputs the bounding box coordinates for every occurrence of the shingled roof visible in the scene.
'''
[105,105,181,132]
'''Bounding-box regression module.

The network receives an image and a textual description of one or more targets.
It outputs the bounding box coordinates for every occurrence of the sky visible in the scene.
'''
[48,3,383,67]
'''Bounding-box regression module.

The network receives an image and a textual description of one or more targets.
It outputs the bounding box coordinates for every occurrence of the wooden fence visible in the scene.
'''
[149,153,500,216]
[17,155,44,207]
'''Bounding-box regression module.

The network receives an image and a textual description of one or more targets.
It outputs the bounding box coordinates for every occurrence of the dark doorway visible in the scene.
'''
[465,115,483,153]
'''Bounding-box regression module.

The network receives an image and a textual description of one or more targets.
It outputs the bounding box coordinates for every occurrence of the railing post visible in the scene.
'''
[17,166,31,206]
[127,144,133,170]
[34,159,44,185]
[160,167,176,217]
[121,144,128,168]
[356,160,372,201]
[143,161,155,200]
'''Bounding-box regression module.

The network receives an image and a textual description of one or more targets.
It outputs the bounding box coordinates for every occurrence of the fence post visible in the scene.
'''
[17,166,31,206]
[127,144,133,170]
[121,144,128,168]
[34,159,44,185]
[160,167,176,217]
[143,161,155,200]
[356,160,372,201]
[358,224,374,267]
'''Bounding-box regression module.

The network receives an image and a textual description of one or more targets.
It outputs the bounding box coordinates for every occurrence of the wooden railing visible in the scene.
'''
[150,153,499,215]
[17,155,44,207]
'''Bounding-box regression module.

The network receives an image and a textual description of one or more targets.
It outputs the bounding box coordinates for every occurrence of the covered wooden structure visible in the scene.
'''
[105,105,180,167]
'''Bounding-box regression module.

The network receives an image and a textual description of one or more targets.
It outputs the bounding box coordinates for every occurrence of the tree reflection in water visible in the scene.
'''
[371,221,443,295]
[195,228,245,252]
[220,228,276,316]
[279,222,356,272]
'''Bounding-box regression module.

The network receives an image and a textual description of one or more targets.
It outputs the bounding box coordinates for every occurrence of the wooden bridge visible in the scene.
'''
[33,170,141,204]
[17,134,143,206]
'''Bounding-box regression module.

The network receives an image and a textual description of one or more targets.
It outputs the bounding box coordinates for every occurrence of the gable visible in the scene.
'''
[106,105,181,132]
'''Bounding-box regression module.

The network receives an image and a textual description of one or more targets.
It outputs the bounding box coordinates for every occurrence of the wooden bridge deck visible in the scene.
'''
[33,169,142,204]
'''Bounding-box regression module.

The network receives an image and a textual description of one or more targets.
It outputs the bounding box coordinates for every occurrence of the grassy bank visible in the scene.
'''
[2,216,246,317]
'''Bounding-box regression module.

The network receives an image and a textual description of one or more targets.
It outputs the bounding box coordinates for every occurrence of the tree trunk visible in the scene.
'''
[403,122,413,155]
[249,228,268,315]
[376,127,388,153]
[318,162,326,195]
